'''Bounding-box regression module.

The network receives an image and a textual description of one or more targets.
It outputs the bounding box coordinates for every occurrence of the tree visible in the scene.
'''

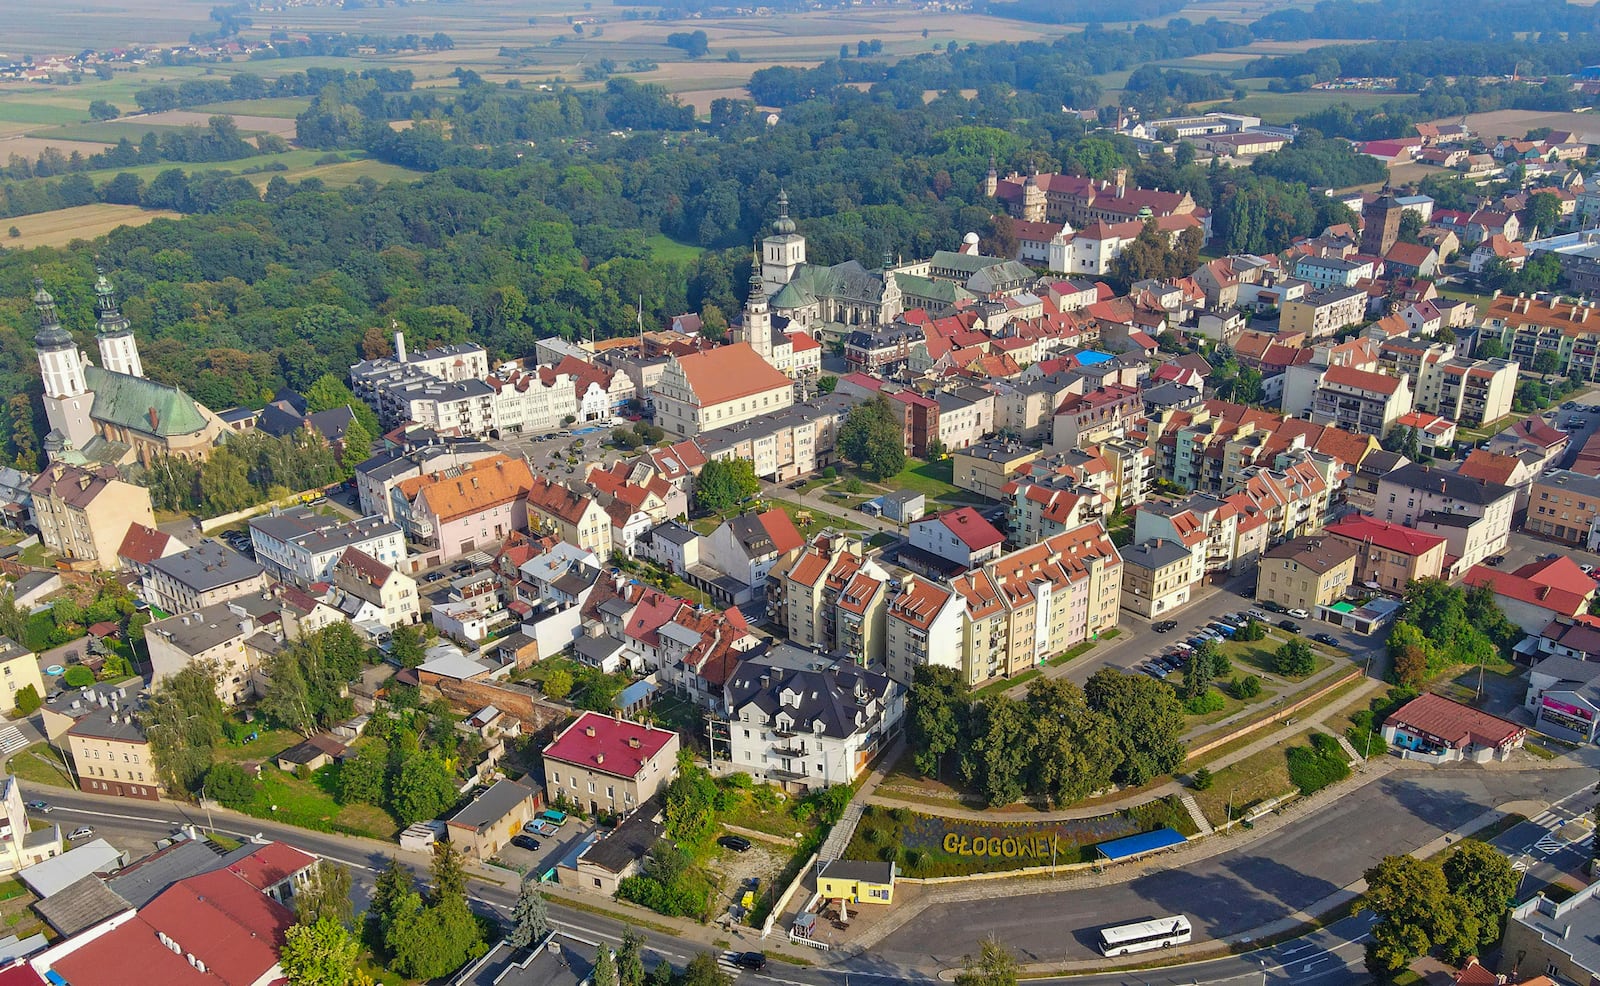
[204,762,257,810]
[1362,855,1459,979]
[281,916,362,986]
[260,650,315,735]
[294,860,355,927]
[88,100,120,121]
[908,665,969,777]
[960,695,1031,807]
[509,880,552,949]
[542,668,574,701]
[617,928,647,986]
[1477,338,1506,360]
[337,747,384,805]
[694,457,760,514]
[1024,677,1115,806]
[1183,641,1218,700]
[817,375,839,394]
[391,623,425,668]
[1527,191,1562,239]
[1440,840,1518,957]
[839,395,906,481]
[1274,639,1316,677]
[13,684,40,715]
[682,953,731,986]
[390,751,458,825]
[663,752,720,845]
[1397,210,1423,244]
[955,936,1019,986]
[594,947,619,986]
[430,839,469,904]
[1534,350,1561,375]
[142,660,229,794]
[340,416,373,473]
[1084,667,1187,785]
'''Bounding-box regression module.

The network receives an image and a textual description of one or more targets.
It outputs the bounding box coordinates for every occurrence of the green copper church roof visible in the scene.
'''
[84,366,211,438]
[894,273,977,305]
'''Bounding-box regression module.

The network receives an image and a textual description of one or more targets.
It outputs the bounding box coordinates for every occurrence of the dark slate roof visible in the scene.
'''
[1120,538,1193,571]
[448,779,537,830]
[148,541,264,593]
[724,657,893,741]
[105,839,257,908]
[728,513,775,557]
[581,799,664,873]
[34,876,133,936]
[1385,462,1514,505]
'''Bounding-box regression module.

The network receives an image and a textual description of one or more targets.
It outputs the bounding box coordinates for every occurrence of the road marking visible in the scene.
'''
[1535,835,1563,853]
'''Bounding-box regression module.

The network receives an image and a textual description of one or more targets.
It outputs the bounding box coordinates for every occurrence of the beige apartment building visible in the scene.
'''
[542,712,679,817]
[67,707,160,801]
[652,343,795,439]
[527,476,613,558]
[952,441,1040,500]
[333,547,420,628]
[0,638,45,717]
[1257,536,1358,614]
[1119,538,1199,618]
[28,463,154,572]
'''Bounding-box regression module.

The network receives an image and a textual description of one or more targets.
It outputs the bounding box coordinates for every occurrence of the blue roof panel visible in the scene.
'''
[1096,826,1187,860]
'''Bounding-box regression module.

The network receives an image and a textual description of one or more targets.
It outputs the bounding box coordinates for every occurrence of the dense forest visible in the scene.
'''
[1250,0,1600,41]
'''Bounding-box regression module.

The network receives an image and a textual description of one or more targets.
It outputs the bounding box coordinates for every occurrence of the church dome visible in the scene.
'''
[771,189,797,235]
[32,279,72,351]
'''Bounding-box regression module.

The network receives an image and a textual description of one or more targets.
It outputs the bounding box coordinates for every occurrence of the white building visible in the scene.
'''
[721,654,904,792]
[248,508,405,586]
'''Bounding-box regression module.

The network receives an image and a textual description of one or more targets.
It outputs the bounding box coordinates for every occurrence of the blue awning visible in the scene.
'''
[1096,827,1187,861]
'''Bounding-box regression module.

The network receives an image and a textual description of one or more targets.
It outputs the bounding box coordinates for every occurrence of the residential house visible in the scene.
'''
[526,476,612,558]
[542,712,679,817]
[721,653,903,792]
[1463,555,1597,633]
[0,775,59,875]
[145,594,282,705]
[1382,242,1440,278]
[699,510,805,605]
[66,707,158,801]
[1294,255,1375,290]
[0,638,45,716]
[951,441,1039,500]
[816,860,896,906]
[1324,516,1447,591]
[1526,469,1600,546]
[331,547,420,629]
[27,463,154,572]
[1391,411,1457,456]
[115,523,184,580]
[1119,538,1200,619]
[142,542,268,616]
[904,507,1006,575]
[1256,536,1358,615]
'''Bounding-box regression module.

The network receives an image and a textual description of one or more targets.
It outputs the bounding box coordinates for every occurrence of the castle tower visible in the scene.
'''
[1021,172,1046,223]
[34,280,96,453]
[983,156,998,198]
[762,188,807,295]
[1362,186,1403,258]
[744,244,773,362]
[93,266,142,378]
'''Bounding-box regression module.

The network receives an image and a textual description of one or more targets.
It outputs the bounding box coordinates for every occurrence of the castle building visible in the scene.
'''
[34,274,226,467]
[1362,188,1404,258]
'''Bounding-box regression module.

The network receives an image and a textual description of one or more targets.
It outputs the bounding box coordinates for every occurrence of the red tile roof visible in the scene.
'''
[756,509,803,555]
[1463,563,1592,617]
[927,507,1004,552]
[1324,516,1446,557]
[1458,449,1523,487]
[118,522,173,565]
[1385,692,1524,750]
[225,842,316,892]
[673,343,794,407]
[1322,365,1403,396]
[543,710,677,778]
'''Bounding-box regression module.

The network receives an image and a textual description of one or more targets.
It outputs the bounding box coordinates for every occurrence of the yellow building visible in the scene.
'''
[27,462,154,572]
[66,706,160,801]
[817,860,896,905]
[952,441,1039,501]
[1258,536,1358,614]
[651,343,795,439]
[0,638,46,716]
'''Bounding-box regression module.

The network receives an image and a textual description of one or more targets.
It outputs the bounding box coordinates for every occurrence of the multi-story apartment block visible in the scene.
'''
[1293,255,1374,290]
[1308,365,1414,438]
[1376,462,1516,572]
[1324,515,1447,591]
[248,507,405,586]
[355,440,500,522]
[143,541,268,616]
[542,712,679,818]
[1051,384,1141,449]
[1381,336,1518,427]
[1257,536,1358,614]
[951,440,1040,501]
[332,547,421,629]
[721,654,903,792]
[28,463,154,572]
[883,575,963,685]
[1479,293,1600,381]
[527,475,613,558]
[67,706,159,800]
[1280,286,1369,340]
[146,594,283,705]
[1527,469,1600,547]
[986,523,1122,680]
[783,535,890,667]
[1119,538,1200,618]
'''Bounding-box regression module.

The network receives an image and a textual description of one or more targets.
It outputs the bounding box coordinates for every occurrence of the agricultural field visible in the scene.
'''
[0,204,181,249]
[1192,83,1398,124]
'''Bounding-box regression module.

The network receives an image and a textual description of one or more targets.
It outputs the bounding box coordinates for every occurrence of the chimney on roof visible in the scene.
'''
[584,725,596,737]
[595,752,605,765]
[628,736,641,749]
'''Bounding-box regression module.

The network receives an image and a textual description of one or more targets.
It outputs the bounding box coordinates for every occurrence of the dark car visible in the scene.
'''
[1485,555,1503,567]
[1278,619,1302,634]
[718,835,753,853]
[1311,632,1339,646]
[732,953,767,972]
[1153,619,1178,633]
[1262,600,1287,614]
[511,835,541,852]
[23,801,50,813]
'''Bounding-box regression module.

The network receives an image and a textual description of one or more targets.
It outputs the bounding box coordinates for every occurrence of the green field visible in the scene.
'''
[1194,84,1399,124]
[644,233,704,264]
[0,102,90,126]
[194,97,315,118]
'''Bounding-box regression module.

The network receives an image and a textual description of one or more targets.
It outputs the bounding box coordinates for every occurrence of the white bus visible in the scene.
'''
[1097,916,1193,956]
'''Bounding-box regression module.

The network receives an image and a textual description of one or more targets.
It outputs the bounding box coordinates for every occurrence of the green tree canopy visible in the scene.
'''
[839,395,906,481]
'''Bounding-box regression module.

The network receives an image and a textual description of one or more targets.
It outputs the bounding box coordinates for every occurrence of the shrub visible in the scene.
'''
[877,843,900,863]
[12,685,40,715]
[1192,767,1214,790]
[1231,674,1262,699]
[862,826,882,844]
[1184,689,1226,715]
[1274,639,1316,677]
[1286,733,1351,795]
[62,666,94,689]
[889,806,910,823]
[821,466,837,480]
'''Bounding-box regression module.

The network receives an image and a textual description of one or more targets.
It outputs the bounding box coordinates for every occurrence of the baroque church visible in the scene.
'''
[34,272,227,469]
[754,190,904,332]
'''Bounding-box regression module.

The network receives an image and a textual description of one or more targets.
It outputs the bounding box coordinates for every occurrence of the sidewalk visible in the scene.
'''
[864,672,1384,822]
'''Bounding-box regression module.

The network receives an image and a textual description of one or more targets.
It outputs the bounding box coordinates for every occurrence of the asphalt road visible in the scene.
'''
[875,765,1596,971]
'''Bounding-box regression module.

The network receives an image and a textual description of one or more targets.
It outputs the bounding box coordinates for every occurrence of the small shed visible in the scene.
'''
[274,734,348,772]
[869,489,926,524]
[817,859,896,905]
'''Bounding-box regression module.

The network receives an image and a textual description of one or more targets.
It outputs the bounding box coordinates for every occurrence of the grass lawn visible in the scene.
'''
[1045,638,1099,668]
[767,497,868,537]
[240,765,398,841]
[18,544,53,568]
[193,97,315,117]
[5,750,74,790]
[718,788,813,841]
[1183,680,1282,727]
[975,669,1040,697]
[217,723,303,764]
[1192,85,1394,124]
[643,233,705,264]
[1220,633,1331,681]
[865,457,966,503]
[1191,738,1300,828]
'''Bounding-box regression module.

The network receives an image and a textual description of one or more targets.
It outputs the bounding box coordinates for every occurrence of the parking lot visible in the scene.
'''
[492,816,596,879]
[1132,607,1342,683]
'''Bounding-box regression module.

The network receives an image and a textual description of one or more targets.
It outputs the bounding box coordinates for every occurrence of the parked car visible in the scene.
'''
[732,953,767,972]
[718,835,753,853]
[1278,620,1302,634]
[1311,632,1339,646]
[1262,600,1287,614]
[1563,401,1578,410]
[511,835,542,852]
[1287,608,1311,619]
[1153,619,1178,633]
[67,827,94,841]
[539,810,569,826]
[1210,622,1236,636]
[1142,665,1165,679]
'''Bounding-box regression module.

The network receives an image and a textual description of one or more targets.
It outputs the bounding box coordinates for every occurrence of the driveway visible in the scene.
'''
[493,819,595,880]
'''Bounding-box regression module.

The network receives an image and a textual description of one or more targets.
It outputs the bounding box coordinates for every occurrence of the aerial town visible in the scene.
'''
[0,2,1599,986]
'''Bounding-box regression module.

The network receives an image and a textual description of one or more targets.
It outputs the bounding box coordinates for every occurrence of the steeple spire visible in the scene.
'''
[749,240,765,299]
[32,278,70,350]
[771,188,796,235]
[92,264,143,378]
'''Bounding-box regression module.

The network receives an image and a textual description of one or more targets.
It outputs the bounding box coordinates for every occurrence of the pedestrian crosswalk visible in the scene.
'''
[716,953,747,976]
[1535,835,1564,854]
[1512,858,1530,872]
[0,726,29,756]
